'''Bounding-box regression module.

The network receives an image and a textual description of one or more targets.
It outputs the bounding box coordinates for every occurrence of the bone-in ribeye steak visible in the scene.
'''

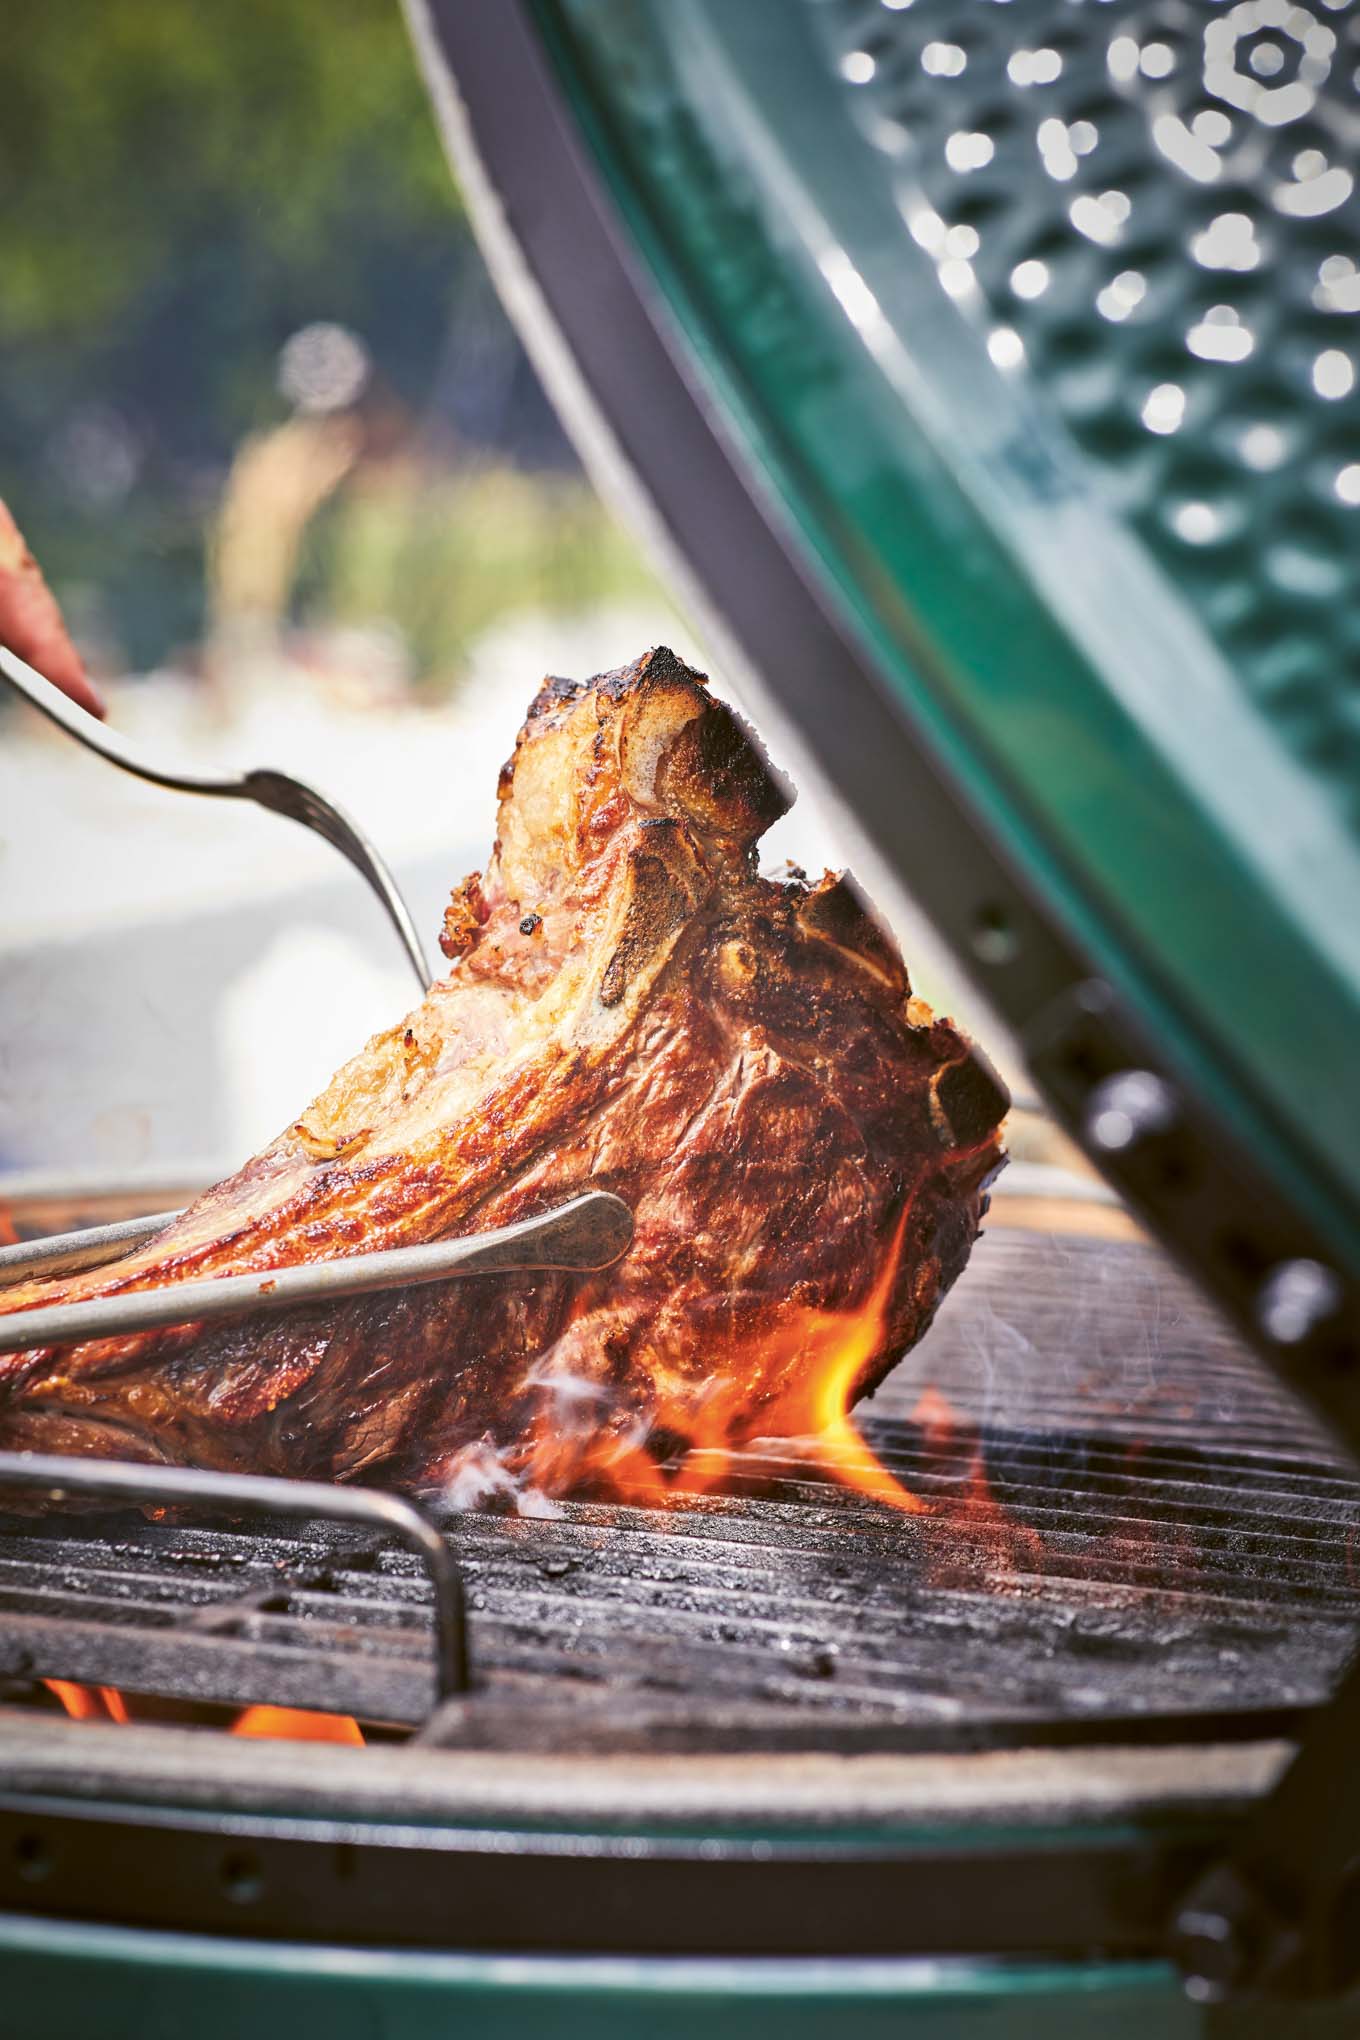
[0,649,1007,1498]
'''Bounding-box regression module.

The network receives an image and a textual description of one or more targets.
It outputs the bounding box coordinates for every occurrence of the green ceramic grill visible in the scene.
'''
[7,6,1360,2034]
[411,0,1360,1432]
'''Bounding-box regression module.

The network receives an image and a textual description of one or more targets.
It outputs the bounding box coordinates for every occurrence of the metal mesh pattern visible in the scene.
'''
[815,0,1360,831]
[1,1229,1355,1746]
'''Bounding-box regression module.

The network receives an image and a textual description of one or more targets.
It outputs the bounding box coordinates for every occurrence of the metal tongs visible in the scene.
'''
[1,641,635,1352]
[0,640,433,991]
[0,1191,634,1353]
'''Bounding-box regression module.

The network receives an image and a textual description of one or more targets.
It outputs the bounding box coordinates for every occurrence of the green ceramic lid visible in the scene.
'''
[413,0,1360,1413]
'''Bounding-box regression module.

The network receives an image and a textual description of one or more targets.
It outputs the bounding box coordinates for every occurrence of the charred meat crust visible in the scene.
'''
[0,646,1006,1495]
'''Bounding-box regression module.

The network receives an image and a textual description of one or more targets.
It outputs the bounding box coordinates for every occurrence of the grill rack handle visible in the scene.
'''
[0,1451,469,1702]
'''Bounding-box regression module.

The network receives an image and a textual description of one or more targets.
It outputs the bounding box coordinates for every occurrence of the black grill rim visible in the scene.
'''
[0,1784,1224,1961]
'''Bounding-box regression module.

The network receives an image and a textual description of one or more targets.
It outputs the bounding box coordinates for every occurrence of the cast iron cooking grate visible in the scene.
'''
[0,1227,1356,1750]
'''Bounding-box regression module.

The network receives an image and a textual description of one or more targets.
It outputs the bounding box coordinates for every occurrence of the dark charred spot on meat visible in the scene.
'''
[525,672,584,721]
[593,647,684,702]
[795,872,909,996]
[519,912,542,937]
[644,1424,691,1466]
[657,693,791,842]
[403,1029,415,1049]
[929,1049,1011,1150]
[599,845,697,1009]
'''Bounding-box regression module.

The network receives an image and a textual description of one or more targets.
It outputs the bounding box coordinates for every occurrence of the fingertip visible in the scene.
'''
[66,667,108,719]
[32,642,107,720]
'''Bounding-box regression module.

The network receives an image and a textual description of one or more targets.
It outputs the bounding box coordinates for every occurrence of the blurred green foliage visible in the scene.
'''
[302,464,666,679]
[0,0,458,348]
[0,0,657,680]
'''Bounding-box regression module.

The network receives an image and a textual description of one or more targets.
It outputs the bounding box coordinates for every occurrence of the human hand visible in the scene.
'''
[0,498,105,717]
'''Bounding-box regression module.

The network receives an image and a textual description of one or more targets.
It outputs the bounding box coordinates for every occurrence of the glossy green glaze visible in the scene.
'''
[0,1913,1199,2039]
[536,0,1360,1279]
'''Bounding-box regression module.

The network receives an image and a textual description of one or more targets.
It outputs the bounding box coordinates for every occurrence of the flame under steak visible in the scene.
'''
[0,648,1007,1498]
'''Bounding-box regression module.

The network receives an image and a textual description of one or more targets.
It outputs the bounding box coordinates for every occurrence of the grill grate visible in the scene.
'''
[1,1225,1355,1750]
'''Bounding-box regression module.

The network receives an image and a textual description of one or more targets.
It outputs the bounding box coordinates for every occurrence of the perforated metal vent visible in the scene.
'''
[815,0,1360,831]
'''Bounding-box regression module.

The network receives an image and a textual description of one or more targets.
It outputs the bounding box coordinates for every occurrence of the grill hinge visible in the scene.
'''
[1173,1642,1360,2005]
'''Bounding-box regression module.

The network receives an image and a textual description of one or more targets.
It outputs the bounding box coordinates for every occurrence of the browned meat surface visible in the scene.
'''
[0,648,1006,1501]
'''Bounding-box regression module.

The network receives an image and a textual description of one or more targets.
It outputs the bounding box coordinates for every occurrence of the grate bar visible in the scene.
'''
[0,1226,1355,1749]
[0,1453,469,1701]
[0,1422,1357,1739]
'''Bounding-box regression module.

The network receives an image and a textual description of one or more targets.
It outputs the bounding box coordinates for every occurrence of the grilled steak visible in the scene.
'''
[0,648,1006,1501]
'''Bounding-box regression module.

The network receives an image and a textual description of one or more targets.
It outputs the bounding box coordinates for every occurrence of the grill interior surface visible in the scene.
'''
[1,1219,1356,1751]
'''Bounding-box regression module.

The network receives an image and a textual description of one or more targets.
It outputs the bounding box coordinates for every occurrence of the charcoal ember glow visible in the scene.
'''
[0,647,1006,1503]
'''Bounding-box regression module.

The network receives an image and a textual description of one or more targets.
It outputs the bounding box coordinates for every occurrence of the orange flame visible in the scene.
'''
[910,1388,1044,1570]
[517,1208,925,1513]
[42,1678,362,1743]
[757,1220,926,1514]
[43,1679,130,1723]
[231,1705,364,1744]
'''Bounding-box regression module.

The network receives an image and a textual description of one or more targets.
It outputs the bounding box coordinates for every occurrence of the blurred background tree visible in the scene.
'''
[0,0,654,680]
[0,0,690,1182]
